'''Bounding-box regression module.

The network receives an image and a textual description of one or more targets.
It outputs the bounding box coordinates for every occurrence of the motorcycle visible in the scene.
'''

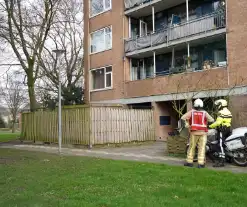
[178,120,247,167]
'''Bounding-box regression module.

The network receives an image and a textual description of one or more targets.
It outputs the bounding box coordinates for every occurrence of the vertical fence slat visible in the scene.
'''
[114,108,117,143]
[79,109,82,144]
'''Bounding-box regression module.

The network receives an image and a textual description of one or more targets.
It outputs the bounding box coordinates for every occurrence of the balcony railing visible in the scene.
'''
[124,0,153,10]
[125,12,226,53]
[132,63,227,81]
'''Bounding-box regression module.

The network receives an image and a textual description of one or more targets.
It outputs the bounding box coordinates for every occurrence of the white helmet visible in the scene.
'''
[214,99,227,110]
[194,99,203,108]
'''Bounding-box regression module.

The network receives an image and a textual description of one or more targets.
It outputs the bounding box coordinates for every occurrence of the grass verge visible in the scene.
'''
[0,149,247,207]
[0,132,20,143]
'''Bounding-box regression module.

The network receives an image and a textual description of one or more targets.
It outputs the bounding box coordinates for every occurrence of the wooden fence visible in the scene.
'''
[21,107,155,145]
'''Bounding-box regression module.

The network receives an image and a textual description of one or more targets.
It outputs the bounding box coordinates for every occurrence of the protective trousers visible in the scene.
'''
[217,127,231,159]
[218,132,225,159]
[186,134,207,165]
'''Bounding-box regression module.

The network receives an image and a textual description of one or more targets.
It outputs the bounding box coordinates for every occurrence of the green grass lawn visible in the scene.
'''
[0,132,20,143]
[1,149,247,207]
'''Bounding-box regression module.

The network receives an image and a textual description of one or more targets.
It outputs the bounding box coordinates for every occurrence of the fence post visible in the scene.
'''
[88,107,93,149]
[33,112,35,143]
[20,113,24,142]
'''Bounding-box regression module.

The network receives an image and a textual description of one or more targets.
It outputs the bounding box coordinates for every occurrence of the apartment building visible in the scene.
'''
[84,0,247,140]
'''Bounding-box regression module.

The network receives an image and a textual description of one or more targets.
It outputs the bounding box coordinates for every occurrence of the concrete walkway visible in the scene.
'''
[1,141,247,174]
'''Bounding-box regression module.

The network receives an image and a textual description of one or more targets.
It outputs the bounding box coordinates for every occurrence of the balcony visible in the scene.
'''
[130,38,227,80]
[125,0,153,10]
[124,0,185,17]
[125,12,226,56]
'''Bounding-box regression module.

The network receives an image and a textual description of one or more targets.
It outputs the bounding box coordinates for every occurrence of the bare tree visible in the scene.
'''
[171,71,247,119]
[170,72,208,118]
[0,0,60,111]
[39,0,84,104]
[0,72,27,132]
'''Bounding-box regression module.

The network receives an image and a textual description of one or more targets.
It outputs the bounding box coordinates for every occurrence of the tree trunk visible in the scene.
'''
[11,121,16,133]
[27,68,36,143]
[28,85,36,112]
[27,70,36,112]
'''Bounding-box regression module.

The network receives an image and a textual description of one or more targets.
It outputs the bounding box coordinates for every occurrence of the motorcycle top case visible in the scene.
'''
[224,127,247,151]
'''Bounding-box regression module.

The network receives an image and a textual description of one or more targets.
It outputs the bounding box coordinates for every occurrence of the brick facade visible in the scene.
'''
[84,0,247,104]
[84,0,247,139]
[226,0,247,87]
[84,0,128,103]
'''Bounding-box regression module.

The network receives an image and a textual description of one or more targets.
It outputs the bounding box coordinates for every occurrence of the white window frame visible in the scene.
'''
[105,67,112,88]
[90,0,112,18]
[90,26,112,54]
[90,65,113,92]
[139,20,148,37]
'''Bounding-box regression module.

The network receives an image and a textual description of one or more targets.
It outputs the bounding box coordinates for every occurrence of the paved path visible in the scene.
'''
[1,141,247,174]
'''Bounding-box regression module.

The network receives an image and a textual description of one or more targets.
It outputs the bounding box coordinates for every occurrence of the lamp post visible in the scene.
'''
[52,49,65,154]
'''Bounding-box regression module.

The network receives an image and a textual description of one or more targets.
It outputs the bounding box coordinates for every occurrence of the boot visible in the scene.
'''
[184,162,193,167]
[198,164,205,169]
[213,158,225,167]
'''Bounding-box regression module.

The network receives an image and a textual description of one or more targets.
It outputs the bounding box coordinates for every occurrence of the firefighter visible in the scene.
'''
[182,99,214,168]
[209,99,232,167]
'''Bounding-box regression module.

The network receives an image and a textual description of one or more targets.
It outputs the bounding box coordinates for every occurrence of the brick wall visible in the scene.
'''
[227,0,247,87]
[152,102,178,141]
[125,68,228,98]
[229,95,247,128]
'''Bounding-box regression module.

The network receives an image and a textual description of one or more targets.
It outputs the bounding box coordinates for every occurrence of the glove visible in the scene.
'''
[185,122,190,128]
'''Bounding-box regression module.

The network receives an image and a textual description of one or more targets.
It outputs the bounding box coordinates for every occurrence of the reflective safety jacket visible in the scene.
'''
[209,107,232,129]
[189,110,208,132]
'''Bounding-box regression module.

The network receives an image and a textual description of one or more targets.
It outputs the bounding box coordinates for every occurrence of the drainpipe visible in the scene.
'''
[152,6,155,33]
[139,19,141,36]
[225,0,230,86]
[130,59,132,80]
[123,15,126,98]
[172,47,175,68]
[153,51,156,77]
[186,0,190,67]
[186,0,189,22]
[128,17,131,38]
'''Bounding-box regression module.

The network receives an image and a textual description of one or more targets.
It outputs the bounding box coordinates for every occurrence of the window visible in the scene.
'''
[130,19,139,39]
[131,59,147,80]
[90,26,112,53]
[131,59,141,80]
[160,116,171,126]
[155,12,168,31]
[90,0,111,17]
[105,66,112,88]
[91,66,112,90]
[155,54,171,76]
[144,57,154,78]
[131,58,154,81]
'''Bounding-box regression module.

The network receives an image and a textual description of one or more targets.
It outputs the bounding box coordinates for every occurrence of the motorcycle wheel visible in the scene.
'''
[232,150,247,167]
